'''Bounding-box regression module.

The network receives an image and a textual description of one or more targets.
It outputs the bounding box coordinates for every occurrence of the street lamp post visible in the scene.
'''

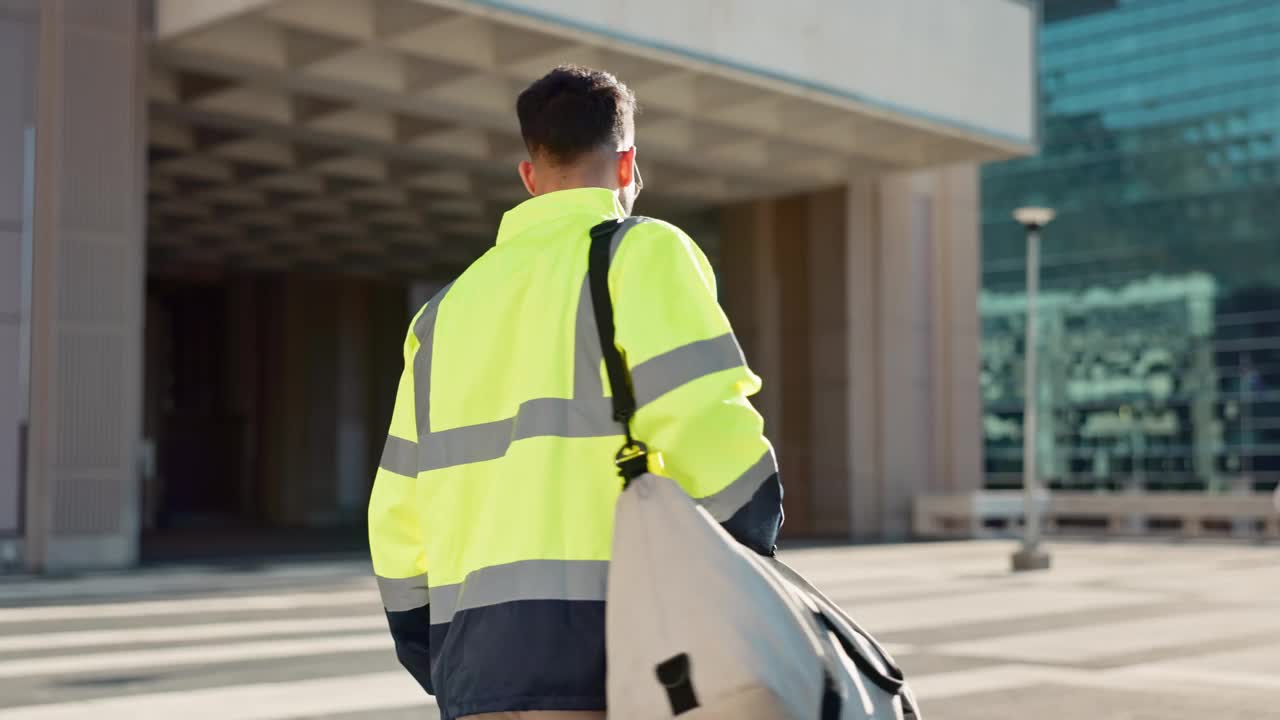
[1012,207,1055,573]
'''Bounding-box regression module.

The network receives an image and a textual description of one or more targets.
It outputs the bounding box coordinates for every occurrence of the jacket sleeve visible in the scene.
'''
[368,314,434,695]
[611,220,783,555]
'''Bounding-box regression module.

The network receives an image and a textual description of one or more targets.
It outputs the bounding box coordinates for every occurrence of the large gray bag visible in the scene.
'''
[587,220,921,720]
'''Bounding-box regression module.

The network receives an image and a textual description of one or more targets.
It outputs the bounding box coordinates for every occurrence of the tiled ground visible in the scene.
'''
[1,540,1277,719]
[786,540,1280,719]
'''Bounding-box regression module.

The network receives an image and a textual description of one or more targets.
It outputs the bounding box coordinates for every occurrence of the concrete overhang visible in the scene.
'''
[148,0,1036,275]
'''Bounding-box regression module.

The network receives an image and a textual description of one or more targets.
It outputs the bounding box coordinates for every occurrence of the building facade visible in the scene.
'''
[982,0,1280,494]
[1,0,1036,571]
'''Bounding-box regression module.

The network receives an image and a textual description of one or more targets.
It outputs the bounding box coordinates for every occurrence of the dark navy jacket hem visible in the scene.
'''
[425,600,607,718]
[443,694,606,720]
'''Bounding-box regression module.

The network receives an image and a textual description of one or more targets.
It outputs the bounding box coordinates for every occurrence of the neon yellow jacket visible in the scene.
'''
[368,187,781,719]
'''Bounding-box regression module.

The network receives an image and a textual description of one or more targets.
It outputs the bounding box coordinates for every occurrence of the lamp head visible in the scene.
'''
[1013,206,1056,230]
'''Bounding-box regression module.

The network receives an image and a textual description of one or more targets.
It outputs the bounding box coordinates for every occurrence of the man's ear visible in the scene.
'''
[518,160,537,196]
[617,146,637,189]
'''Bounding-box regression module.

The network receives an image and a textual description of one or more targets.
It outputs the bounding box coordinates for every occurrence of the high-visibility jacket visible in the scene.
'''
[368,187,782,720]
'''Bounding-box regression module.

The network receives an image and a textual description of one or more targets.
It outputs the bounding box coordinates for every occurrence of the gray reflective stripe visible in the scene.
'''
[377,573,429,612]
[379,435,418,477]
[419,397,616,472]
[698,448,778,521]
[630,333,746,407]
[412,282,453,437]
[428,559,609,624]
[427,583,461,625]
[408,217,752,475]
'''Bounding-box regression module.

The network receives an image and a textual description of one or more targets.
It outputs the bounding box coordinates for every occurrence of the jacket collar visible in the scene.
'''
[496,187,626,245]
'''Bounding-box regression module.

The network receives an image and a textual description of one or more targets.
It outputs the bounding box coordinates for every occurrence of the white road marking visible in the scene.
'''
[0,633,393,679]
[0,589,379,624]
[908,661,1280,701]
[937,609,1280,663]
[849,586,1159,633]
[0,615,387,653]
[0,564,371,605]
[0,671,431,720]
[908,664,1052,700]
[1118,664,1280,692]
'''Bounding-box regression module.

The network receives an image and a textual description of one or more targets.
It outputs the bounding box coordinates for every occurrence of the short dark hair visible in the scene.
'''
[516,65,636,166]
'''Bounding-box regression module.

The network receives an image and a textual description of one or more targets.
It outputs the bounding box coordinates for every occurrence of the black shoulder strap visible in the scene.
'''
[588,219,636,426]
[588,218,648,483]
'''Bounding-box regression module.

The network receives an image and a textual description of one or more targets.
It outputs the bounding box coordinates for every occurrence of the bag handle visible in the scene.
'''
[770,557,911,699]
[588,218,648,484]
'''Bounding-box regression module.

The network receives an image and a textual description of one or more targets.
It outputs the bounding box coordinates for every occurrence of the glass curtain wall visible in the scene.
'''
[981,0,1280,494]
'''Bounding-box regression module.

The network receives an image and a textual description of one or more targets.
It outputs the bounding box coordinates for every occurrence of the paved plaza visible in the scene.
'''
[0,540,1277,719]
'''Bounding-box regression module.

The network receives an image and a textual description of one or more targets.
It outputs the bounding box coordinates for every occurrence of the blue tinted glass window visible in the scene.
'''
[981,0,1280,493]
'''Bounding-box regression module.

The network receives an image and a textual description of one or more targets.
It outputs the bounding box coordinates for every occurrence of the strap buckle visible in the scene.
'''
[614,441,649,485]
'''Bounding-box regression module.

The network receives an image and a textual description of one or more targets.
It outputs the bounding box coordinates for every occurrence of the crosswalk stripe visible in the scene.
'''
[848,586,1159,633]
[14,661,1224,720]
[907,664,1047,700]
[0,633,392,679]
[0,671,430,720]
[0,564,370,605]
[0,662,1020,719]
[937,609,1280,663]
[0,589,378,624]
[908,661,1280,702]
[1118,664,1280,691]
[0,615,387,653]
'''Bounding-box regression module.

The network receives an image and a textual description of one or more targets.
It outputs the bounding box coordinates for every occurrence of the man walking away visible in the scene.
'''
[368,65,783,720]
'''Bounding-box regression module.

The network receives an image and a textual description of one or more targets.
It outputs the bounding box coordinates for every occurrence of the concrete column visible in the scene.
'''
[845,176,885,539]
[723,188,850,537]
[721,166,984,540]
[720,200,784,440]
[928,166,985,502]
[870,166,984,539]
[265,275,340,526]
[227,277,262,525]
[773,194,816,532]
[802,188,854,535]
[368,281,411,499]
[0,1,41,561]
[24,0,145,571]
[253,274,407,529]
[300,277,340,525]
[871,172,930,539]
[335,281,370,521]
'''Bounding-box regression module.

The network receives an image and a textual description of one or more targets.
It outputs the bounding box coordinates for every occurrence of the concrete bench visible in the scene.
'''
[913,491,1280,540]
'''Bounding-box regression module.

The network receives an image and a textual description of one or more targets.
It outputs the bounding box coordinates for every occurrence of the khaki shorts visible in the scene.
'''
[463,707,606,712]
